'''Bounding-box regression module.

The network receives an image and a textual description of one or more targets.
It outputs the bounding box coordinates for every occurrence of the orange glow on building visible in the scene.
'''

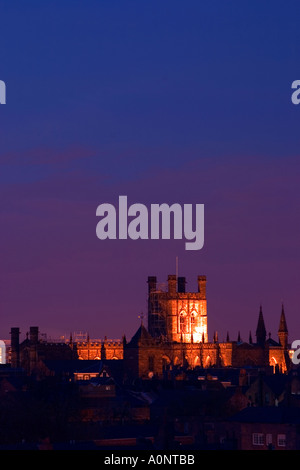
[147,274,208,343]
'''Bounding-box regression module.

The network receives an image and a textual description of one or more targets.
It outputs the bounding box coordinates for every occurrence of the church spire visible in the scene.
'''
[278,304,288,349]
[249,330,253,344]
[256,305,266,346]
[278,304,288,333]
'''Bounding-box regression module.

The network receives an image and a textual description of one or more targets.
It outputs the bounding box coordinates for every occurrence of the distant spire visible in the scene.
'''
[249,331,253,344]
[278,304,288,333]
[226,331,230,342]
[278,304,288,349]
[256,305,266,346]
[237,331,241,342]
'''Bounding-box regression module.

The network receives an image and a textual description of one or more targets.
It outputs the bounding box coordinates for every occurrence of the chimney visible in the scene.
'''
[177,277,186,293]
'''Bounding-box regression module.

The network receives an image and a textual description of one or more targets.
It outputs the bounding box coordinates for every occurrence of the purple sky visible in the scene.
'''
[0,1,300,344]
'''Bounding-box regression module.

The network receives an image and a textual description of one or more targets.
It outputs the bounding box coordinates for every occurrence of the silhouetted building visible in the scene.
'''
[224,406,300,450]
[10,326,77,375]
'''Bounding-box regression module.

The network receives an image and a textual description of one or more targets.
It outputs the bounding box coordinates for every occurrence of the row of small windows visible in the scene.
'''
[252,433,286,447]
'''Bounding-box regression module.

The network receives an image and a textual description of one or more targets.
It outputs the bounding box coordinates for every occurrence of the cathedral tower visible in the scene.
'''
[147,274,208,343]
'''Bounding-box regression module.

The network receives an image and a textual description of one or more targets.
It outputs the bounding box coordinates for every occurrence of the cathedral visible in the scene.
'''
[9,274,291,379]
[123,274,291,379]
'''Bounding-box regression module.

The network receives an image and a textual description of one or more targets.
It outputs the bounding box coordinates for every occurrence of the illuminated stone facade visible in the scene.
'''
[9,275,291,379]
[123,275,291,379]
[147,275,208,343]
[75,337,123,361]
[9,327,123,375]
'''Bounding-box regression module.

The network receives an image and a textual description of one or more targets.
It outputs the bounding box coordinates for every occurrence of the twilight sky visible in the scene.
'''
[0,1,300,344]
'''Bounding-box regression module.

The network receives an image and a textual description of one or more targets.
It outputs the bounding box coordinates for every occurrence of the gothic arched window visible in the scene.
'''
[179,310,188,333]
[190,313,195,330]
[180,314,185,333]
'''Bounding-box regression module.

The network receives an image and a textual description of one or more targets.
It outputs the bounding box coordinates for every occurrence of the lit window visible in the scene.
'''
[180,314,185,333]
[277,434,286,447]
[252,433,264,445]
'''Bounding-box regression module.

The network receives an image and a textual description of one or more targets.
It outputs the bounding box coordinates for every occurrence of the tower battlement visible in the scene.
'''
[147,275,208,343]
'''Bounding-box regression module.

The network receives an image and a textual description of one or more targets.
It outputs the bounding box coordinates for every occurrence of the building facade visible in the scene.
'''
[9,274,291,379]
[71,334,123,361]
[123,275,291,379]
[148,275,208,343]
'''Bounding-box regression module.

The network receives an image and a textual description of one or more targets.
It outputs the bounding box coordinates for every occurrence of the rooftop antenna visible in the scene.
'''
[176,256,178,279]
